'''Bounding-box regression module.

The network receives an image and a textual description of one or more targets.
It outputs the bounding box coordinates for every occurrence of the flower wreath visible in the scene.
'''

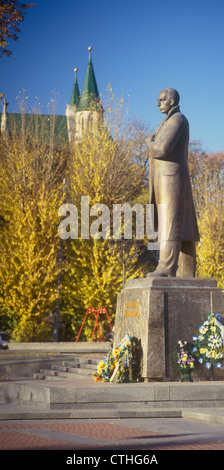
[93,333,133,383]
[192,313,224,370]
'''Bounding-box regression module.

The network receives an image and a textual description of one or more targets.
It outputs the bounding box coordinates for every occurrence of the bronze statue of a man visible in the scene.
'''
[147,88,199,277]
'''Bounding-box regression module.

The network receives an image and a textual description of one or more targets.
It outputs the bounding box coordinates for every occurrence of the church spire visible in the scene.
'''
[78,46,100,111]
[69,68,80,107]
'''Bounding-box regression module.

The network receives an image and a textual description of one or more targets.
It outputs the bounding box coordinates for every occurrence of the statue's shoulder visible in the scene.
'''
[169,111,189,127]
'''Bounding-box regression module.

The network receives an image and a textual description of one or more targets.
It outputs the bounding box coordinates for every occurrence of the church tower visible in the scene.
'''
[66,47,103,144]
[1,99,9,135]
[66,68,80,144]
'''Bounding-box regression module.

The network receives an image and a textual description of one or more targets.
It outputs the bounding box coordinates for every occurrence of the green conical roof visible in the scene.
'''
[78,47,100,111]
[69,68,80,106]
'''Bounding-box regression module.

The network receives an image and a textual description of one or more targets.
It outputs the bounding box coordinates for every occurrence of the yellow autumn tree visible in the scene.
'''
[0,110,67,341]
[0,90,152,342]
[59,98,152,341]
[188,143,224,288]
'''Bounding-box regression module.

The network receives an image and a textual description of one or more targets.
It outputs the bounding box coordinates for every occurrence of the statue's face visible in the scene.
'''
[157,91,174,114]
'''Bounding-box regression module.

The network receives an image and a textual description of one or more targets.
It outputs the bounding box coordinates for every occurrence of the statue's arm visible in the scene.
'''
[147,116,183,160]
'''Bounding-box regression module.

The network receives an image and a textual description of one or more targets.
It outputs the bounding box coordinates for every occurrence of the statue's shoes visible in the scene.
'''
[146,271,174,278]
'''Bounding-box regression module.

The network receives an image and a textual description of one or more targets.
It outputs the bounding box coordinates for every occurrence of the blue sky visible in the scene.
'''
[1,0,224,152]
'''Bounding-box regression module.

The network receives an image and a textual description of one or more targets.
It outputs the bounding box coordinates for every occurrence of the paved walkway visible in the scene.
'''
[1,413,224,450]
[1,373,224,454]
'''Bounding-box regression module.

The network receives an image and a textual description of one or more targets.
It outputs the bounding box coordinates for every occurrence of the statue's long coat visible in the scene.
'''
[148,106,199,241]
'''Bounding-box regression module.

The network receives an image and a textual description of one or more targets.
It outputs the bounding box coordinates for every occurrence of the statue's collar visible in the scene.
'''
[167,105,180,118]
[155,106,180,138]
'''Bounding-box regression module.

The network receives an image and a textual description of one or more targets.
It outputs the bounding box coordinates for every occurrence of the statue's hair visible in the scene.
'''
[162,88,180,105]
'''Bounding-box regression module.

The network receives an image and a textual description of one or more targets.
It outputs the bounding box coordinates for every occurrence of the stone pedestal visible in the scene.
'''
[113,277,224,380]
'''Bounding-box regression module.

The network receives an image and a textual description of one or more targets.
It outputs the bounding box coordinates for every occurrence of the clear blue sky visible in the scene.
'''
[1,0,224,152]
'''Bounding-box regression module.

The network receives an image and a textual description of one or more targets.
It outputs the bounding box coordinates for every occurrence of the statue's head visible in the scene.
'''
[157,88,180,114]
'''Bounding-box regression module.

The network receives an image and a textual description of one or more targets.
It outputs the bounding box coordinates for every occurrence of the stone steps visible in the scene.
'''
[2,405,224,423]
[33,354,101,380]
[2,379,224,414]
[0,345,110,380]
[63,356,101,365]
[0,405,183,420]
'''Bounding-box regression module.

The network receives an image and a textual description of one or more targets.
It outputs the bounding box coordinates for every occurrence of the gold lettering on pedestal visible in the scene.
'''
[123,301,140,317]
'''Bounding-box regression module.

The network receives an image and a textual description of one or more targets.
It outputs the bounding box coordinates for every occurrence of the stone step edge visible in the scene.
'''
[1,407,224,423]
[53,364,97,371]
[0,408,182,420]
[33,373,90,380]
[34,369,93,379]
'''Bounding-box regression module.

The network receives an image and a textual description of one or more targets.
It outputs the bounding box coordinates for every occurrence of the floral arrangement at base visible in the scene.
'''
[173,340,195,382]
[92,333,135,383]
[192,313,224,372]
